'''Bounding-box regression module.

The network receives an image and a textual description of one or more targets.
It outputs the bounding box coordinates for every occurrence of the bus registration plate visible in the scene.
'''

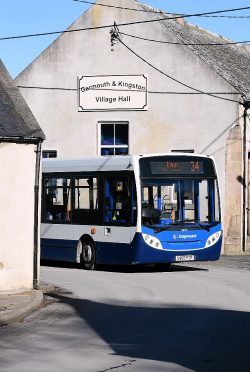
[175,255,195,262]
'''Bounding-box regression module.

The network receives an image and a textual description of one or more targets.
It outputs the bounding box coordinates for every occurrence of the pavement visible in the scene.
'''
[0,282,55,327]
[0,255,250,327]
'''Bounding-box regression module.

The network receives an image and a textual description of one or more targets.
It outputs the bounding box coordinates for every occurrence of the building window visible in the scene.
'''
[99,122,129,156]
[42,150,57,158]
[171,149,194,153]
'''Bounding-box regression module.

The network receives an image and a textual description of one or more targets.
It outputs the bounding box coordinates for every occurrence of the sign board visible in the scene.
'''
[78,74,148,112]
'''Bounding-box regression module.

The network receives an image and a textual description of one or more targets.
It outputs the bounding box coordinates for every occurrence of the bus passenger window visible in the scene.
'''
[104,177,130,225]
[72,177,99,225]
[43,177,71,223]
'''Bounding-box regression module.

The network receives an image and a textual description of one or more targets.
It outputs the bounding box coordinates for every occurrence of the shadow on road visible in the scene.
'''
[46,288,250,371]
[41,260,207,273]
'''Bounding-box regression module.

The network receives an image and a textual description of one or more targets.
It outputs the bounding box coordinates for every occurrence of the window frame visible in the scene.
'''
[98,121,129,156]
[42,150,58,159]
[41,171,137,227]
[42,172,100,225]
[42,175,72,223]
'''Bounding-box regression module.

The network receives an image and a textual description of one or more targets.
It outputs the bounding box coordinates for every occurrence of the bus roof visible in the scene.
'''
[42,155,134,173]
[42,153,212,174]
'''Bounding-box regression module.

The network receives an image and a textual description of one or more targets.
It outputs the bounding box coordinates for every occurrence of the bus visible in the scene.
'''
[41,153,222,269]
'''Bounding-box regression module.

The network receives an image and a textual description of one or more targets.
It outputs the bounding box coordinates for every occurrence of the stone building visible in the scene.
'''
[0,59,45,291]
[15,0,250,253]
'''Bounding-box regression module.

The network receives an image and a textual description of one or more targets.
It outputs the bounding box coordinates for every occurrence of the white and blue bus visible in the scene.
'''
[41,153,222,269]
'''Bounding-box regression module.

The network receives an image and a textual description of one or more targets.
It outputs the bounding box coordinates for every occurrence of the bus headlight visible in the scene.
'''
[205,231,222,248]
[142,234,163,250]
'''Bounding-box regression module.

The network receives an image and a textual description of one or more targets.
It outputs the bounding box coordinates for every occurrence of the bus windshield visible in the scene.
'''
[139,156,220,228]
[141,179,220,227]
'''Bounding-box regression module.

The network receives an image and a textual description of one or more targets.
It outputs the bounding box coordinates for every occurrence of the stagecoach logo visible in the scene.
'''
[173,234,197,240]
[78,74,148,112]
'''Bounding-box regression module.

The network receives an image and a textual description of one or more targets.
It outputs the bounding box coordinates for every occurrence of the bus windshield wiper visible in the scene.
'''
[154,222,182,234]
[189,222,210,232]
[154,221,210,234]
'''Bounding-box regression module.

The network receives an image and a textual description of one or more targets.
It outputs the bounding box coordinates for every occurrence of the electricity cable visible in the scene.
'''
[116,37,240,103]
[73,0,250,18]
[17,85,239,96]
[72,0,169,13]
[1,5,250,41]
[119,31,250,46]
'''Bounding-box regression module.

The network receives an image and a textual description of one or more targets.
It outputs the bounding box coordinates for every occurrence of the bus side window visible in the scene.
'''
[72,177,99,225]
[43,177,71,223]
[104,176,130,225]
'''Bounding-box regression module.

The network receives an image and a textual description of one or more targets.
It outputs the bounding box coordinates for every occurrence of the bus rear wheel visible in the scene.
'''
[81,240,96,270]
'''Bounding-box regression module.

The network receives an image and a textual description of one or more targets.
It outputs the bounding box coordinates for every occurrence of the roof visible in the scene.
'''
[42,155,134,173]
[0,59,45,141]
[42,153,211,173]
[137,1,250,95]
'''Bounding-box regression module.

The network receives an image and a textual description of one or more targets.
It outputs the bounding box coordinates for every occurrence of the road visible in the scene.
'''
[0,258,250,372]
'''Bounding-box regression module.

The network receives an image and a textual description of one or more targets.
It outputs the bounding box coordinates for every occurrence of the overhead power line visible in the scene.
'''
[72,0,165,13]
[148,91,239,95]
[205,15,250,18]
[1,5,250,41]
[73,0,250,18]
[112,31,240,103]
[120,31,250,46]
[16,85,239,95]
[17,85,77,91]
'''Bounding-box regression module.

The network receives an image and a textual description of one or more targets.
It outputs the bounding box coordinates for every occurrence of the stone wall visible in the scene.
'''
[224,124,243,254]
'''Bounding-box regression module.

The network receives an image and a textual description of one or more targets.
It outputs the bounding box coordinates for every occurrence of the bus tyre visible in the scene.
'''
[81,240,96,270]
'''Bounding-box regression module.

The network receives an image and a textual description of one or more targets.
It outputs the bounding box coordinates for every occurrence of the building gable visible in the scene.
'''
[16,0,249,97]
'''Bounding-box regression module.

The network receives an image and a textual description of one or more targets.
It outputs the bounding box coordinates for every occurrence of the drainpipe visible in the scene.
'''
[33,141,42,289]
[242,95,250,252]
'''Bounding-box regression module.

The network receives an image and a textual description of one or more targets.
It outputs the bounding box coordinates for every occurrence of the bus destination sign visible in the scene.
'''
[150,160,204,175]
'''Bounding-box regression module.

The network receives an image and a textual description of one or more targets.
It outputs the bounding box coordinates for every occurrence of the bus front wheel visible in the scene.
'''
[81,240,96,270]
[155,263,171,271]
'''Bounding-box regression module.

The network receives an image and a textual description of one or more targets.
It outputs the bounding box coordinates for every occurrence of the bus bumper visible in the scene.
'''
[131,233,222,264]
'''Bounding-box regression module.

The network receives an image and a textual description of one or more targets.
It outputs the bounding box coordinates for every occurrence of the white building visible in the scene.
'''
[0,59,45,291]
[15,0,250,254]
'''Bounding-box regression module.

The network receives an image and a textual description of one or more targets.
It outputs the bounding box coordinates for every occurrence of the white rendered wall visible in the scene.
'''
[0,143,37,291]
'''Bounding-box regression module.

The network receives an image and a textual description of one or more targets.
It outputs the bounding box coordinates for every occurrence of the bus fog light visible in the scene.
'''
[142,233,163,250]
[205,231,222,248]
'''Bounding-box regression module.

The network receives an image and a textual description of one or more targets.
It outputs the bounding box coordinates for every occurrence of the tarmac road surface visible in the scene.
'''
[0,260,250,372]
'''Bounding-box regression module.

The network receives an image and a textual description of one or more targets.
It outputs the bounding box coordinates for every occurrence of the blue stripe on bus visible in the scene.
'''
[41,233,222,265]
[41,238,78,262]
[95,242,133,265]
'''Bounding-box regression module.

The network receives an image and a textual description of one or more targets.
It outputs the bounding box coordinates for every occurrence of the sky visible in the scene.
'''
[0,0,249,78]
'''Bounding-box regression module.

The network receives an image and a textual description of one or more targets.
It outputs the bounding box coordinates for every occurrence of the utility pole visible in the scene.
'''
[242,94,250,252]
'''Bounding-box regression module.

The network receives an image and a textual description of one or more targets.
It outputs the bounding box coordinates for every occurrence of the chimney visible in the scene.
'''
[176,17,185,26]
